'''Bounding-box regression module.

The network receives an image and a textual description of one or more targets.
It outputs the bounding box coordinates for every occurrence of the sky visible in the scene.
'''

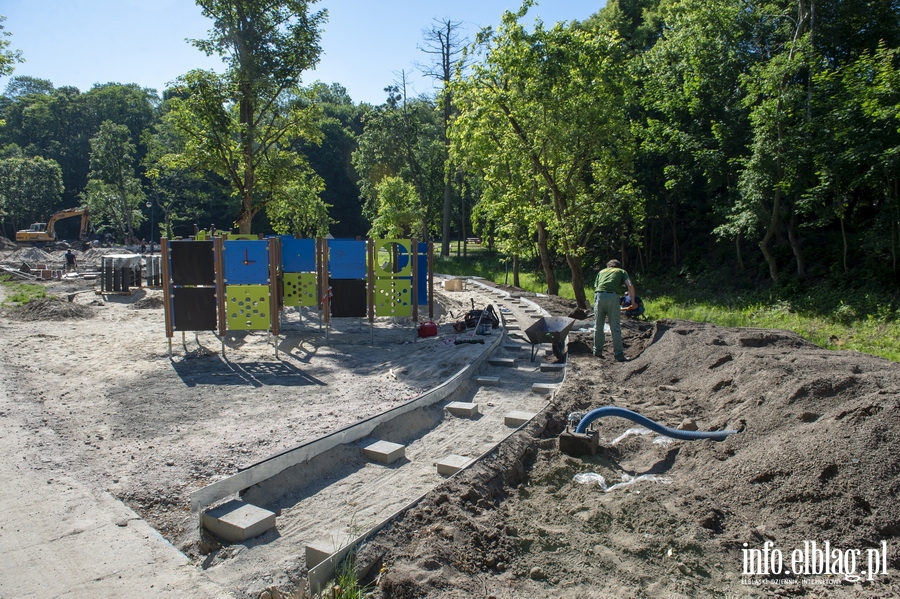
[2,0,603,106]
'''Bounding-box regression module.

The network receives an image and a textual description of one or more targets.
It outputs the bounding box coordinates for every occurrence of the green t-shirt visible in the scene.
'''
[594,267,630,295]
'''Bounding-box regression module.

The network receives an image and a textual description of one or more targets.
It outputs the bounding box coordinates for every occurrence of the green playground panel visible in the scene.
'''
[226,284,271,330]
[373,239,413,278]
[283,272,317,307]
[374,278,412,317]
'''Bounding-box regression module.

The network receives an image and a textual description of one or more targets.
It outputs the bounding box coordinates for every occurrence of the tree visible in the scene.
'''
[167,0,328,234]
[84,120,145,243]
[368,175,425,238]
[419,18,468,256]
[352,78,445,241]
[636,0,752,269]
[452,6,635,308]
[0,16,23,80]
[4,76,53,98]
[0,154,64,237]
[293,82,366,237]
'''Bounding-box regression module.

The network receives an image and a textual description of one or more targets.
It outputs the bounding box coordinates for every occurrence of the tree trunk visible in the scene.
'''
[513,254,520,288]
[566,254,588,309]
[536,222,558,295]
[787,208,806,278]
[840,217,849,274]
[736,233,745,272]
[759,190,782,282]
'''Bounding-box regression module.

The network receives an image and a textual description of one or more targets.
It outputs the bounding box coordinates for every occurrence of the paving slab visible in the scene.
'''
[446,402,480,417]
[540,363,567,373]
[488,358,516,367]
[531,382,560,394]
[436,454,474,476]
[505,410,537,427]
[359,438,406,464]
[202,499,277,543]
[475,375,501,386]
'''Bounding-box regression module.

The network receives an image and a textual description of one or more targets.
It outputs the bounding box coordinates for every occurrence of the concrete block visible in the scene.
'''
[201,499,276,543]
[488,358,516,367]
[359,438,406,464]
[505,410,537,428]
[306,537,349,568]
[504,344,524,351]
[475,375,501,386]
[505,325,521,331]
[437,454,473,476]
[446,402,479,417]
[531,383,560,394]
[540,363,567,373]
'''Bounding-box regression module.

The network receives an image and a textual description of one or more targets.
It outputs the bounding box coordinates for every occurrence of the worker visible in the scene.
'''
[593,259,636,362]
[64,249,77,273]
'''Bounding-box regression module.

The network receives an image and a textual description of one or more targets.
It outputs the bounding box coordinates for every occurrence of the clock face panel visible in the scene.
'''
[223,240,270,285]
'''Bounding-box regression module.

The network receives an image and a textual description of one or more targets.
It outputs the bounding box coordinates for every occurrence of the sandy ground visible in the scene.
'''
[2,245,898,599]
[0,244,559,597]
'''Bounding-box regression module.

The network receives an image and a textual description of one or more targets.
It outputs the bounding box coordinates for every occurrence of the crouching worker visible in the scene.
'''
[593,259,636,362]
[620,293,645,318]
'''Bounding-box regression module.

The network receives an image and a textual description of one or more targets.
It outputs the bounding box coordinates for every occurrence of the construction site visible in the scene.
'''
[0,240,898,599]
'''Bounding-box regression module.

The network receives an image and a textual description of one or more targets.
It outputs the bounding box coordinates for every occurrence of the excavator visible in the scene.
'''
[15,207,91,245]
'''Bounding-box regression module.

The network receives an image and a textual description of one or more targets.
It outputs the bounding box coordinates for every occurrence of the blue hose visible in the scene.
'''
[574,406,738,441]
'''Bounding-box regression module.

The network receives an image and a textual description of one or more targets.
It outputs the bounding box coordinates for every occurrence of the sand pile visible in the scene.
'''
[8,297,95,321]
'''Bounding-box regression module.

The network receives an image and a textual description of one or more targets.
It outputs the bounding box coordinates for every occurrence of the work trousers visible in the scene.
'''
[593,292,624,359]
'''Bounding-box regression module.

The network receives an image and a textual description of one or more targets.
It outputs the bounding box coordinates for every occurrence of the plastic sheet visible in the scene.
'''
[573,471,672,493]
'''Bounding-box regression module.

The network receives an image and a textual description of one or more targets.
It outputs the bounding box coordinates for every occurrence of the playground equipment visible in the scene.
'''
[160,235,434,356]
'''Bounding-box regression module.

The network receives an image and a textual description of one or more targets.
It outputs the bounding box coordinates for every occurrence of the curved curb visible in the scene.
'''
[190,306,504,513]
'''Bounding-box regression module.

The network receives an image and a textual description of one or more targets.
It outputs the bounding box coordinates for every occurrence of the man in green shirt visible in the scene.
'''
[593,259,636,362]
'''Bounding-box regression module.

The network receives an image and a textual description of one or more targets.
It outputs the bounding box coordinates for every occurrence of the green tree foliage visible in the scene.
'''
[294,82,367,237]
[84,120,145,243]
[0,154,64,236]
[352,81,445,241]
[368,175,425,238]
[0,83,157,207]
[0,16,23,79]
[451,4,636,308]
[164,0,329,234]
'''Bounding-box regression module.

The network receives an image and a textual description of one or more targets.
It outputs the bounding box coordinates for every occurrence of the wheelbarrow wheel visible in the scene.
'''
[552,337,567,362]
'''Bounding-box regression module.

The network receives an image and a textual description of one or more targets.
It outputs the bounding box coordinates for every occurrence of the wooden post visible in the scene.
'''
[411,239,418,322]
[161,238,173,339]
[214,236,226,337]
[428,242,434,320]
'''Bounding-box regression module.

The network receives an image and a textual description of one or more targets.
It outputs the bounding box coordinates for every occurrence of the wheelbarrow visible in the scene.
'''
[524,316,576,362]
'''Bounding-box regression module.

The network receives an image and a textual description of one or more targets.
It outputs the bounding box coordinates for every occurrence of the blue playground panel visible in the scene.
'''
[223,240,270,285]
[328,239,367,279]
[281,237,316,272]
[397,242,429,305]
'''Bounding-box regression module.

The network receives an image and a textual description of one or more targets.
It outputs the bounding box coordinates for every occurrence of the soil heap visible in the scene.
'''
[359,306,900,599]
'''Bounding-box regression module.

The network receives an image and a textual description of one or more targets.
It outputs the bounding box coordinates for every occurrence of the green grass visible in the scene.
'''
[646,295,900,362]
[434,253,900,362]
[0,276,49,307]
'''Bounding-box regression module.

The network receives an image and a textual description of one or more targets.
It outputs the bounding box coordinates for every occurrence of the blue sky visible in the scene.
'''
[2,0,603,105]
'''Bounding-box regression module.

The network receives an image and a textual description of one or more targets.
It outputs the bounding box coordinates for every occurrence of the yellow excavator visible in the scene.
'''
[16,207,91,245]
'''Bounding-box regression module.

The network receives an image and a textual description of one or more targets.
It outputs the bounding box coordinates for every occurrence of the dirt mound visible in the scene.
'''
[8,298,95,321]
[359,312,900,598]
[131,295,165,309]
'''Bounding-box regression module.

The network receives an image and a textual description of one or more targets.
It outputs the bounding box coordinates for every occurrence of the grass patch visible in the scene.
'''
[0,277,49,307]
